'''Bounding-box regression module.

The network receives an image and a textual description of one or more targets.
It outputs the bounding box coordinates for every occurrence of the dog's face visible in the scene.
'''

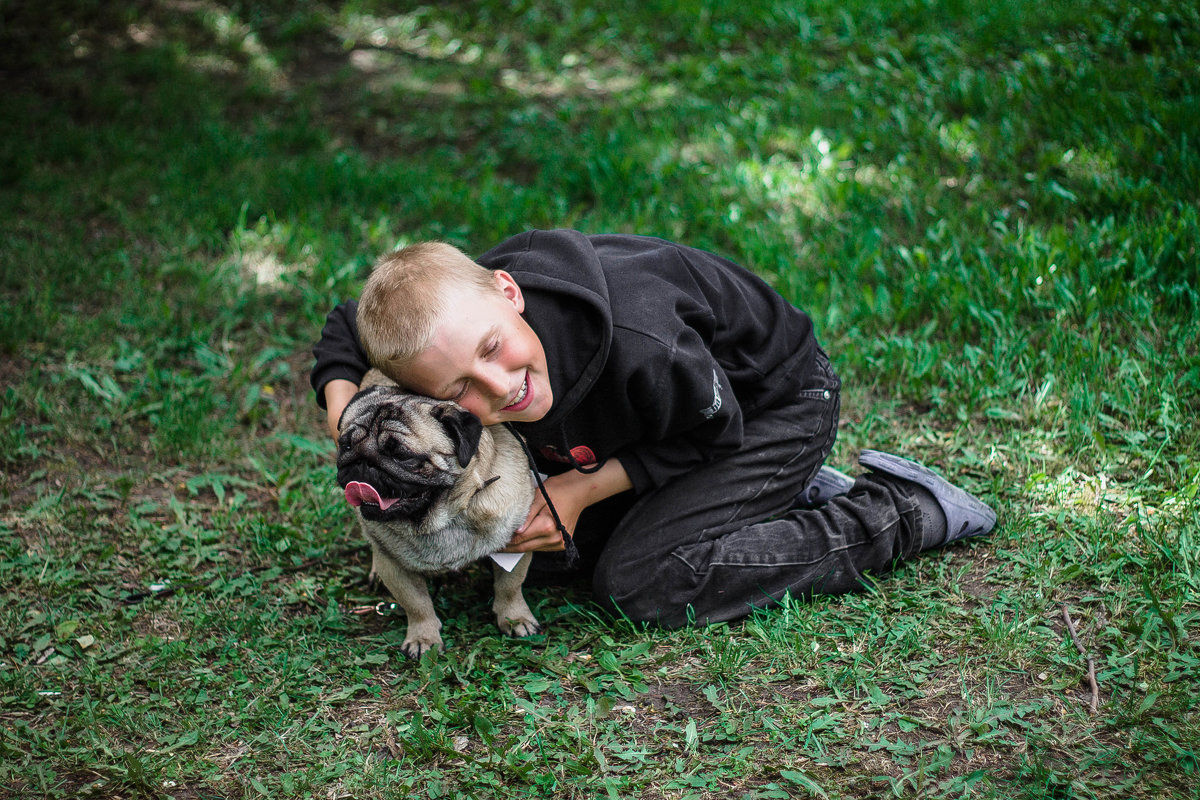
[336,385,484,523]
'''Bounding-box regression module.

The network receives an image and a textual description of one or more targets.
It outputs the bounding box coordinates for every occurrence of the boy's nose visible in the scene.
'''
[475,367,510,400]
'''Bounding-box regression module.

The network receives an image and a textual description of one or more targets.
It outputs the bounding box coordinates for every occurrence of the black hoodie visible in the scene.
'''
[311,230,818,494]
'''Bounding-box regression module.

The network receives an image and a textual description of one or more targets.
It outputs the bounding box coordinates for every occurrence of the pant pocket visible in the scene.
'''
[797,387,835,401]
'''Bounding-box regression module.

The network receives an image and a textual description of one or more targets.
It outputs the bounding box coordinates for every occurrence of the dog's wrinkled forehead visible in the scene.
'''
[336,383,483,471]
[345,385,426,424]
[340,387,436,445]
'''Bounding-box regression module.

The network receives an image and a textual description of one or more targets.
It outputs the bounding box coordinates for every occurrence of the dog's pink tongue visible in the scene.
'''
[344,481,400,510]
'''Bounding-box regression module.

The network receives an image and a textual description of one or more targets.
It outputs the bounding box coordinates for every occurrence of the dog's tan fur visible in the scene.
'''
[338,370,539,658]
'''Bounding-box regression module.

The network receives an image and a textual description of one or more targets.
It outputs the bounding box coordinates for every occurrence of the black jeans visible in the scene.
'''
[587,352,925,628]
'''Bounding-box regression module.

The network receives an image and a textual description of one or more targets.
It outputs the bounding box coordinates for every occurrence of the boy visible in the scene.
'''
[312,230,996,627]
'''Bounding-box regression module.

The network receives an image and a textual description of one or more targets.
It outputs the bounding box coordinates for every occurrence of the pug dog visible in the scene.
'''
[336,370,540,658]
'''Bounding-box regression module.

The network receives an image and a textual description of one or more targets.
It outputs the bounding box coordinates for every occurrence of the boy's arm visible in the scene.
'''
[323,378,360,441]
[311,300,370,410]
[504,459,632,552]
[613,332,745,494]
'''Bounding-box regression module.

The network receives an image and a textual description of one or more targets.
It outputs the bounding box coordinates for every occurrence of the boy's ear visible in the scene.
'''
[433,404,483,467]
[492,270,525,313]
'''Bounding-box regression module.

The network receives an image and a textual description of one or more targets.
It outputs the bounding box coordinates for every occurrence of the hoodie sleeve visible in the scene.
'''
[310,300,370,409]
[612,326,745,493]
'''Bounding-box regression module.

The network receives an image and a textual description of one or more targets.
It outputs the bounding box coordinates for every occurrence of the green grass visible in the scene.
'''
[2,0,1198,797]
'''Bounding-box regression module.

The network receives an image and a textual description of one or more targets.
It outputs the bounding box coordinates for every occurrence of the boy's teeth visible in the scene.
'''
[512,379,527,404]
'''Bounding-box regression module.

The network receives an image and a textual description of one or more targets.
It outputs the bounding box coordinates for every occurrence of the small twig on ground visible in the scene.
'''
[1060,603,1100,714]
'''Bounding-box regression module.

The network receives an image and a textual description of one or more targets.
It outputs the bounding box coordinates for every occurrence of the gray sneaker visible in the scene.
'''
[796,465,855,507]
[859,450,996,543]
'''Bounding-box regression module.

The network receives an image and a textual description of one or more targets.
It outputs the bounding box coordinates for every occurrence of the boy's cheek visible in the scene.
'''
[464,400,500,424]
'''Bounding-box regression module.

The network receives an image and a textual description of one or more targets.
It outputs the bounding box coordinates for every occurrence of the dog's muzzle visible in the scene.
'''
[337,464,445,522]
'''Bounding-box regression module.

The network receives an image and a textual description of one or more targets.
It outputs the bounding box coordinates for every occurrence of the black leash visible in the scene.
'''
[504,423,580,568]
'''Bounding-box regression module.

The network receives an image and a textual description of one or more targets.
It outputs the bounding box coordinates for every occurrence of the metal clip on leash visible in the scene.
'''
[346,601,399,616]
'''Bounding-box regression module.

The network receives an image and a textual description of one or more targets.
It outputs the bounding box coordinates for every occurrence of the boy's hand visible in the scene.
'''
[506,474,584,552]
[504,460,633,553]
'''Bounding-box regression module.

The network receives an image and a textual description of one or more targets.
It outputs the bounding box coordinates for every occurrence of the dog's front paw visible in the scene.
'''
[401,619,444,659]
[401,634,444,660]
[498,615,541,638]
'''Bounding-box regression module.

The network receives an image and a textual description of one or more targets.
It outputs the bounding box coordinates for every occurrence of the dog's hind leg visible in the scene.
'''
[370,545,443,659]
[492,553,541,638]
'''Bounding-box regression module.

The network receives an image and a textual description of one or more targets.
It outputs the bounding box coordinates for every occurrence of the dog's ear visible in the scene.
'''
[433,405,483,467]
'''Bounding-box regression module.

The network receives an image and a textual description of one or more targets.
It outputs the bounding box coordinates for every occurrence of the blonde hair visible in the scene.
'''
[357,242,499,379]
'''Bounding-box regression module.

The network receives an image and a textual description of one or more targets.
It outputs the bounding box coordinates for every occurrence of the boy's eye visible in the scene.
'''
[483,339,500,359]
[451,383,469,401]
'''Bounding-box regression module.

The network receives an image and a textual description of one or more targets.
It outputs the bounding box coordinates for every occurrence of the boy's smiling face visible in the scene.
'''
[399,270,553,426]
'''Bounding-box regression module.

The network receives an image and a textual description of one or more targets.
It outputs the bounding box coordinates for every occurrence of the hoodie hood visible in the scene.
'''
[476,230,612,433]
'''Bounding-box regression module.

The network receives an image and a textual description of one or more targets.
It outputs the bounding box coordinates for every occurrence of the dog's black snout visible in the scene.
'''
[337,462,389,490]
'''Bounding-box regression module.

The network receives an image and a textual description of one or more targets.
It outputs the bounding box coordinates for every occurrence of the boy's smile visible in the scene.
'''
[400,271,553,426]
